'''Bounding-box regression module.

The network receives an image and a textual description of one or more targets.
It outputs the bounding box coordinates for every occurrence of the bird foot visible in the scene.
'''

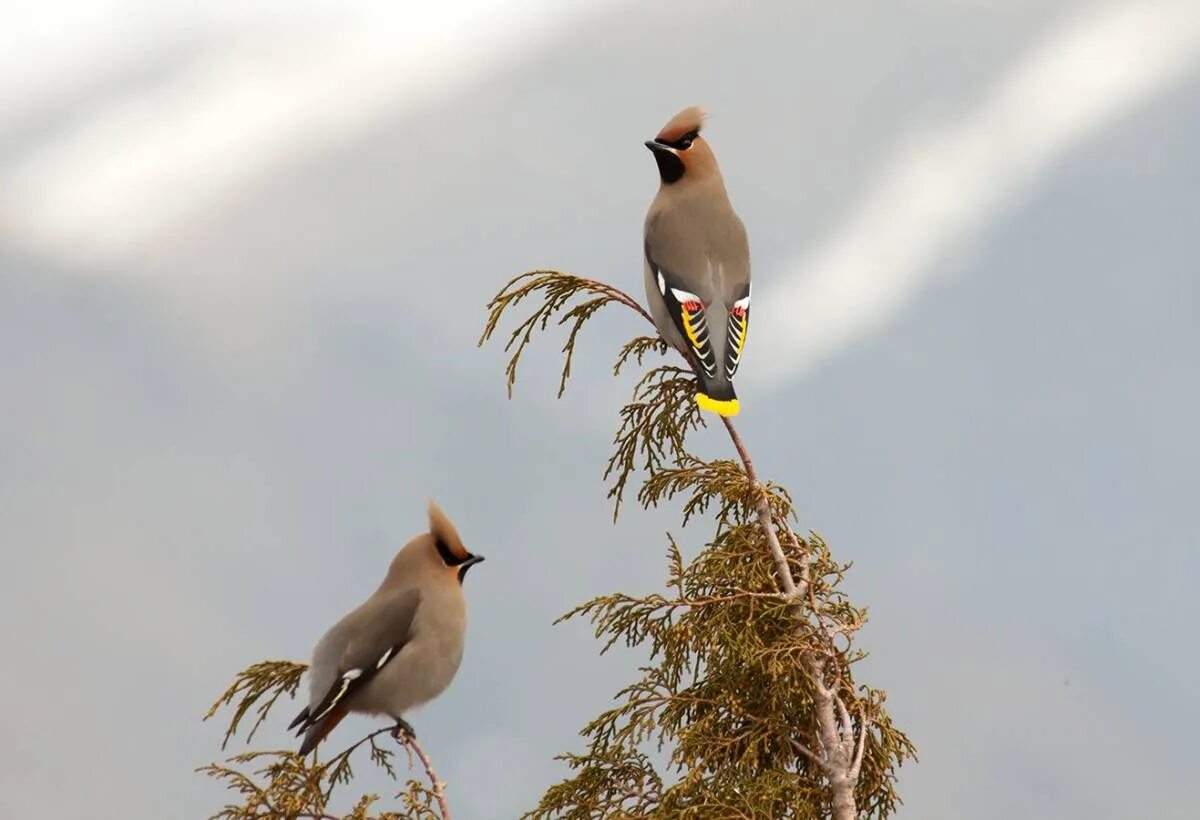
[391,717,416,741]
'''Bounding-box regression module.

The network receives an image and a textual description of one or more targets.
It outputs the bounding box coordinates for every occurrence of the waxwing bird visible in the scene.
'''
[287,501,484,755]
[643,106,751,417]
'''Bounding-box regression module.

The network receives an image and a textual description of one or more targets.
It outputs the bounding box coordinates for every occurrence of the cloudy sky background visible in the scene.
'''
[2,1,1198,817]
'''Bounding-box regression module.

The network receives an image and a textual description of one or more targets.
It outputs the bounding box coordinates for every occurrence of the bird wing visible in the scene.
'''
[289,588,421,736]
[644,241,720,381]
[723,284,750,380]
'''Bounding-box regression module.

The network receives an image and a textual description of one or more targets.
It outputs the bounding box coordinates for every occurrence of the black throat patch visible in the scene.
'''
[653,151,686,184]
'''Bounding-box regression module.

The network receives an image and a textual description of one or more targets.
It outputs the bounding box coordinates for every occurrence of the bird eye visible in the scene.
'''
[664,130,699,151]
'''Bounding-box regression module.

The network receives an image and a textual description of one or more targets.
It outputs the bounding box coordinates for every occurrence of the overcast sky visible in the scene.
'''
[2,2,1199,818]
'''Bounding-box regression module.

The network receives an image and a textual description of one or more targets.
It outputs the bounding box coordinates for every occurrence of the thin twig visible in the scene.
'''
[780,523,812,600]
[332,727,451,818]
[404,734,451,820]
[836,694,854,745]
[601,285,656,326]
[789,738,828,771]
[720,417,800,600]
[850,710,869,781]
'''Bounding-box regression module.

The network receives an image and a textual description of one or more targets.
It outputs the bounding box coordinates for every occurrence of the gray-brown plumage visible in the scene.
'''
[288,501,484,755]
[643,106,751,417]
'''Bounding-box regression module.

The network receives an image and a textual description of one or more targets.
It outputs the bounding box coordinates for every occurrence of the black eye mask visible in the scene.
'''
[663,129,700,151]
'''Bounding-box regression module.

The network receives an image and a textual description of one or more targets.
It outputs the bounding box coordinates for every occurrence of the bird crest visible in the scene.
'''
[427,500,469,562]
[656,106,707,144]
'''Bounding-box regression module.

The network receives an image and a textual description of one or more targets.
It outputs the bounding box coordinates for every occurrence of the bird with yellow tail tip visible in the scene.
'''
[642,106,751,418]
[287,501,485,755]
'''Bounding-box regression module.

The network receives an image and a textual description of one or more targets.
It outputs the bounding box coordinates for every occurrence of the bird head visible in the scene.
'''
[427,500,485,584]
[644,106,719,185]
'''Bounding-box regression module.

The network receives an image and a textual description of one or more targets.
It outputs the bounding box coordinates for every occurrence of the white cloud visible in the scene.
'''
[747,0,1200,386]
[0,1,617,268]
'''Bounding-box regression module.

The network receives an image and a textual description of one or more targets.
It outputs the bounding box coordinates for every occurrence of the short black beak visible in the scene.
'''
[464,554,485,568]
[645,139,677,155]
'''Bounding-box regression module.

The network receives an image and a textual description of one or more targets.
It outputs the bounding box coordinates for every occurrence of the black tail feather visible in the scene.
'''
[699,377,736,401]
[296,706,347,756]
[696,376,739,417]
[287,705,311,733]
[298,727,320,756]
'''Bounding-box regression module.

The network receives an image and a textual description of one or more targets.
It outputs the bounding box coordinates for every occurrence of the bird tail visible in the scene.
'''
[287,705,311,732]
[295,704,348,756]
[695,378,739,417]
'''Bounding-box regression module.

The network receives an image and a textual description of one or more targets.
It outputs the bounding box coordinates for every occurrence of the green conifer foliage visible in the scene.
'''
[200,271,914,819]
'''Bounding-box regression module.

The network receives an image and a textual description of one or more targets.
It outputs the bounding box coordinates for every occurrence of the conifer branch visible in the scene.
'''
[201,660,450,819]
[482,270,915,819]
[478,270,654,399]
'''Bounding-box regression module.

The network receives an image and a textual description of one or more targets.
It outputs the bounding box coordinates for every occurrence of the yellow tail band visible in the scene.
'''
[696,393,740,417]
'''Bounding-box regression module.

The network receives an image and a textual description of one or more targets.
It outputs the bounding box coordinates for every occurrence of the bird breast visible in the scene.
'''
[353,591,467,717]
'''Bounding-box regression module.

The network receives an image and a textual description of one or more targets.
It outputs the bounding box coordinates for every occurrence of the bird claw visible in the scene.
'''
[391,718,416,741]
